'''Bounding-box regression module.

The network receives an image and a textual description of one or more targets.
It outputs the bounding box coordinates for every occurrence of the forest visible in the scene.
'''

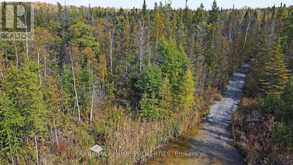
[0,0,292,164]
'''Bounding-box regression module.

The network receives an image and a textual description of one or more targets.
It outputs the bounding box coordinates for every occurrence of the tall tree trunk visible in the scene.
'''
[229,22,233,43]
[189,32,195,58]
[89,63,95,123]
[146,27,152,65]
[53,120,59,145]
[109,30,114,74]
[139,21,145,72]
[69,49,81,122]
[90,82,95,123]
[243,21,251,49]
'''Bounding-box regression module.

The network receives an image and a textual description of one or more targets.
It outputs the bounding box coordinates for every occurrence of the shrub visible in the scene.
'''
[135,65,163,96]
[272,122,293,149]
[280,76,293,124]
[139,93,161,120]
[259,95,283,114]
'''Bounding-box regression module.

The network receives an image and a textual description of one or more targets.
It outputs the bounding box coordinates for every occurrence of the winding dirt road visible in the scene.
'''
[147,63,250,165]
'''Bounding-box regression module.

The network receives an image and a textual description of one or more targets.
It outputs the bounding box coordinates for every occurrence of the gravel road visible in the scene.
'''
[148,63,250,165]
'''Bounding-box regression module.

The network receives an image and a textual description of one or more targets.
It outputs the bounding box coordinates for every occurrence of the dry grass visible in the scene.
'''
[204,88,222,104]
[34,96,207,165]
[105,98,204,165]
[106,117,173,165]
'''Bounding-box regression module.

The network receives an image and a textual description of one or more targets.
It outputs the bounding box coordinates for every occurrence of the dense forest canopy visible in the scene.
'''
[0,0,292,164]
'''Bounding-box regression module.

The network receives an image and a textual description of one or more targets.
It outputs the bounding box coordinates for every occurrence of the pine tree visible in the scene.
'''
[153,9,165,49]
[159,39,189,88]
[136,65,163,120]
[139,92,160,120]
[142,0,147,17]
[193,3,206,24]
[3,61,48,135]
[280,76,293,123]
[283,9,293,45]
[0,93,22,163]
[158,78,173,115]
[208,0,220,24]
[0,61,48,162]
[158,39,194,110]
[204,25,217,87]
[136,65,163,95]
[97,54,107,84]
[259,39,289,96]
[283,9,293,71]
[178,67,195,111]
[245,31,269,96]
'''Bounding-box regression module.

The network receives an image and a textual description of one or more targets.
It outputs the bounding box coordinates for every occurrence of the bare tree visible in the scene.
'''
[138,21,145,72]
[69,47,81,122]
[109,30,114,74]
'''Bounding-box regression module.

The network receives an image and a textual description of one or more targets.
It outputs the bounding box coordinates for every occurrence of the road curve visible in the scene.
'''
[147,63,250,165]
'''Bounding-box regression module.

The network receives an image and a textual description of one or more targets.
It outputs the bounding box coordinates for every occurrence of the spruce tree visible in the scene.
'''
[260,39,289,96]
[245,31,269,96]
[0,93,22,162]
[139,92,160,120]
[178,67,195,111]
[208,0,220,24]
[136,65,163,120]
[0,61,48,161]
[158,78,173,115]
[142,0,147,17]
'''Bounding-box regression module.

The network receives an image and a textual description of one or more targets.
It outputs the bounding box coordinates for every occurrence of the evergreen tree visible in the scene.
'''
[0,2,291,163]
[283,9,293,71]
[208,0,220,24]
[0,61,48,162]
[136,65,163,97]
[178,67,195,111]
[193,3,206,24]
[158,39,195,111]
[0,93,22,162]
[204,24,217,87]
[259,39,289,96]
[280,76,293,124]
[245,31,269,96]
[97,53,108,84]
[159,39,188,94]
[136,65,163,119]
[283,9,293,45]
[142,0,147,17]
[158,78,173,114]
[139,92,160,120]
[152,9,165,49]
